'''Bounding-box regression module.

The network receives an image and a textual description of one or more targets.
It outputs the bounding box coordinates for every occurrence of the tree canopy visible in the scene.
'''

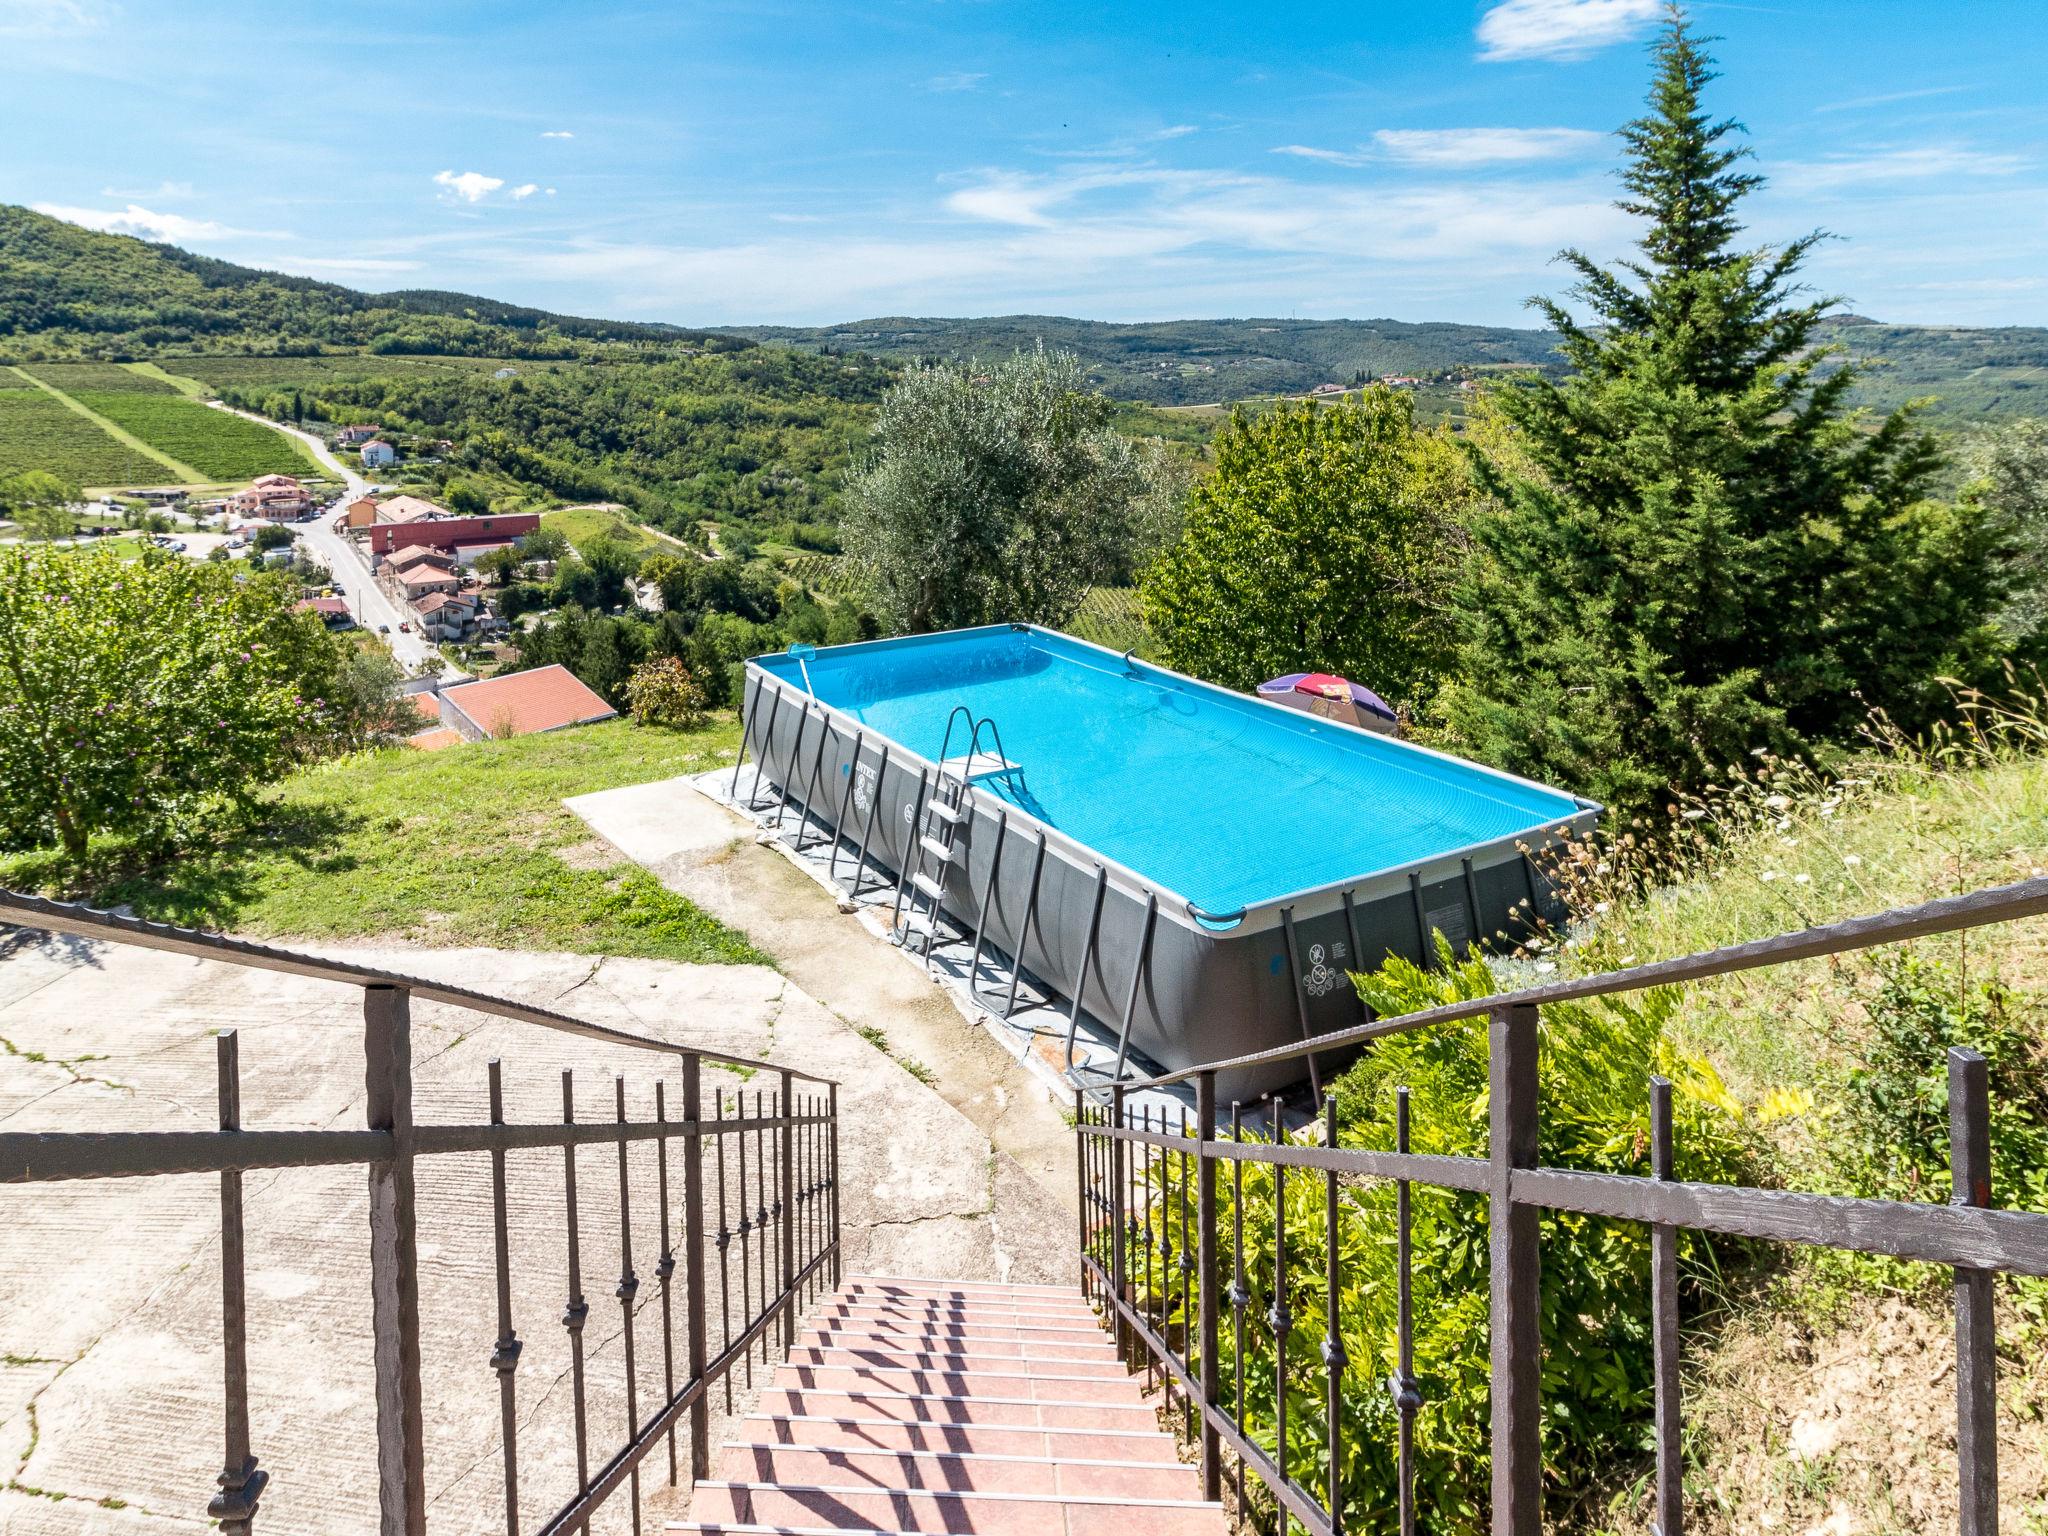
[1143,390,1471,701]
[1445,7,2007,810]
[0,545,393,859]
[843,346,1159,632]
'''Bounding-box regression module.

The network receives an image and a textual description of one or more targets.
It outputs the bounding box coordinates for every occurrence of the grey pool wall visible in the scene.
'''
[737,627,1599,1104]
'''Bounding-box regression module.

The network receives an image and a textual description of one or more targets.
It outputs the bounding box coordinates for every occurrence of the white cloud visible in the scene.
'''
[1476,0,1660,63]
[540,129,575,139]
[501,160,1630,323]
[288,258,424,276]
[1152,125,1198,140]
[1815,85,1972,115]
[1275,128,1604,170]
[0,0,107,37]
[434,169,506,203]
[1374,127,1604,165]
[511,183,541,200]
[100,179,193,200]
[926,71,987,92]
[1272,144,1372,169]
[32,201,286,243]
[1777,145,2028,191]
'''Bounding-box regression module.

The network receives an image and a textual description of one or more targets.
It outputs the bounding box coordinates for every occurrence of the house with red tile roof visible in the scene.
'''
[437,665,617,742]
[386,544,457,573]
[295,596,353,628]
[411,589,484,641]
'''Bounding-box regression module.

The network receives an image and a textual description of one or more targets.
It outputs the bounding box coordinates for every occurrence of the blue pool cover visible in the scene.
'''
[754,626,1590,916]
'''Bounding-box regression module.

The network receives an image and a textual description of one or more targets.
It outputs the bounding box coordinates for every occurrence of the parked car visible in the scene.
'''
[378,624,390,635]
[398,622,412,633]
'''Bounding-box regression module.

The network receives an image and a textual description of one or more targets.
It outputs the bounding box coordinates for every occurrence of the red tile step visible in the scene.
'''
[674,1275,1224,1536]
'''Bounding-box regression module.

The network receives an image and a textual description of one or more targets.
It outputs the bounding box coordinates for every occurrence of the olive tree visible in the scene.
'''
[843,346,1155,633]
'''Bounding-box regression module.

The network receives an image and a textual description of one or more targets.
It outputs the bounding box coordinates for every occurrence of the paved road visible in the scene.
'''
[208,404,445,673]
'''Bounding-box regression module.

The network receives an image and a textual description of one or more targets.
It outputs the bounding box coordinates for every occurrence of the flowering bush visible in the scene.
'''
[623,654,707,730]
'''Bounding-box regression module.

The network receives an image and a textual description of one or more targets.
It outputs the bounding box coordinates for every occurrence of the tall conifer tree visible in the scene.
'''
[1447,5,2004,810]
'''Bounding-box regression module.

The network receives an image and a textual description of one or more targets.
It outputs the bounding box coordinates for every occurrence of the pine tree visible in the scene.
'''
[1446,5,2005,811]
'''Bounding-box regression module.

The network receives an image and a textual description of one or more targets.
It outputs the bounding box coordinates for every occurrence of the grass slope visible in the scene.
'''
[0,717,765,966]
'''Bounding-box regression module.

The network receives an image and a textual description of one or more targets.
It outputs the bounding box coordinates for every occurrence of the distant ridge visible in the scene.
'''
[0,203,729,361]
[717,312,2048,418]
[4,205,2042,419]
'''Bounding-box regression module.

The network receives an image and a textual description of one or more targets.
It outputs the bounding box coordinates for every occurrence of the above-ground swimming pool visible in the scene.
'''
[739,625,1597,1099]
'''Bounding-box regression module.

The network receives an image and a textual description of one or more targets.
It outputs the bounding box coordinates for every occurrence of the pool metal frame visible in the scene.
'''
[735,624,1600,1098]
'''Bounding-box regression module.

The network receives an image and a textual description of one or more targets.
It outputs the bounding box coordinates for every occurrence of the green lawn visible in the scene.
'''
[71,391,317,480]
[1,716,766,967]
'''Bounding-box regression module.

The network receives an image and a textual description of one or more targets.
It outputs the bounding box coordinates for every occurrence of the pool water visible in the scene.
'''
[758,626,1587,916]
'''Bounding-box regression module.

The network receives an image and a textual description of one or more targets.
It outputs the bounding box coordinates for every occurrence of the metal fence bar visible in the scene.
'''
[1393,1087,1417,1536]
[654,1081,678,1488]
[1321,1093,1345,1536]
[559,1071,592,1529]
[1489,1003,1541,1536]
[1950,1048,1998,1535]
[828,1081,842,1286]
[1649,1076,1680,1536]
[1126,875,2048,1091]
[487,1061,523,1536]
[779,1070,797,1350]
[208,1030,266,1536]
[365,986,427,1536]
[715,1087,735,1410]
[682,1057,710,1479]
[612,1078,643,1536]
[1269,1095,1292,1535]
[1196,1071,1220,1502]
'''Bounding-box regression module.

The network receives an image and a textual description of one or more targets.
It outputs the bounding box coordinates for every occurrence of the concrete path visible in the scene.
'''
[567,777,1080,1220]
[0,929,1068,1533]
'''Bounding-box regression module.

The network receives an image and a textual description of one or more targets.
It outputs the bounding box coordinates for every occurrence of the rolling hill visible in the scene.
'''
[0,203,727,361]
[719,312,2048,419]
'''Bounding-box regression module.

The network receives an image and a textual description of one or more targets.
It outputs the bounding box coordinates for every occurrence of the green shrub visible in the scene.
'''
[1119,939,1755,1532]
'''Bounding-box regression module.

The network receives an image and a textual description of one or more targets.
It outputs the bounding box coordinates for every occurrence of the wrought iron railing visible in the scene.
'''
[0,890,840,1536]
[1074,876,2048,1536]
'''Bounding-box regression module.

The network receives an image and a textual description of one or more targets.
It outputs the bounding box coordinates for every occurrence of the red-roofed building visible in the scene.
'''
[411,589,484,641]
[437,665,617,742]
[406,727,465,753]
[230,474,312,522]
[390,565,463,599]
[368,513,539,559]
[386,544,457,573]
[295,596,353,628]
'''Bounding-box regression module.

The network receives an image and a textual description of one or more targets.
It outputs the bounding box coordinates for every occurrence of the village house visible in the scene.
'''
[360,440,397,469]
[410,589,485,642]
[384,544,458,575]
[293,596,354,629]
[335,425,382,446]
[366,512,541,562]
[341,494,381,529]
[229,473,313,522]
[373,495,449,526]
[386,562,465,602]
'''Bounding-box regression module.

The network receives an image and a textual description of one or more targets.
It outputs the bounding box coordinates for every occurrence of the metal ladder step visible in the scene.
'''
[918,835,955,864]
[910,873,947,903]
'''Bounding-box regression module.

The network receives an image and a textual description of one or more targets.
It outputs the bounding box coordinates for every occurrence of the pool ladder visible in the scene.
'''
[893,709,1022,965]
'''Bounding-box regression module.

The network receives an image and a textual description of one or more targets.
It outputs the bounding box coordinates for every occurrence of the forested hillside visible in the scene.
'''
[0,203,722,359]
[723,311,2048,418]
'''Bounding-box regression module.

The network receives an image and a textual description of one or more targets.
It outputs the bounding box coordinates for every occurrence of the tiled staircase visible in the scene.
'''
[674,1274,1228,1536]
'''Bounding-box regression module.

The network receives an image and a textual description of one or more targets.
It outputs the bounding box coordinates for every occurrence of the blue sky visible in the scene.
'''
[5,0,2045,327]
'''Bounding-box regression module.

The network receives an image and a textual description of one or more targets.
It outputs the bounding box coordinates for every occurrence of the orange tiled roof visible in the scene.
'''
[407,727,465,752]
[441,664,616,739]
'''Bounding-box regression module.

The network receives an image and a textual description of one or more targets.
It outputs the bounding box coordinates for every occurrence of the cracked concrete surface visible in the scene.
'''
[565,776,1080,1216]
[0,928,1070,1533]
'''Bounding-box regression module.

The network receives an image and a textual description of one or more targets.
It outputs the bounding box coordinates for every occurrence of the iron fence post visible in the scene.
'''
[1488,1002,1541,1536]
[1650,1075,1681,1536]
[208,1030,265,1536]
[779,1068,797,1349]
[1195,1070,1221,1502]
[364,985,426,1536]
[1950,1047,1998,1535]
[1109,1083,1129,1363]
[682,1053,710,1481]
[827,1081,842,1284]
